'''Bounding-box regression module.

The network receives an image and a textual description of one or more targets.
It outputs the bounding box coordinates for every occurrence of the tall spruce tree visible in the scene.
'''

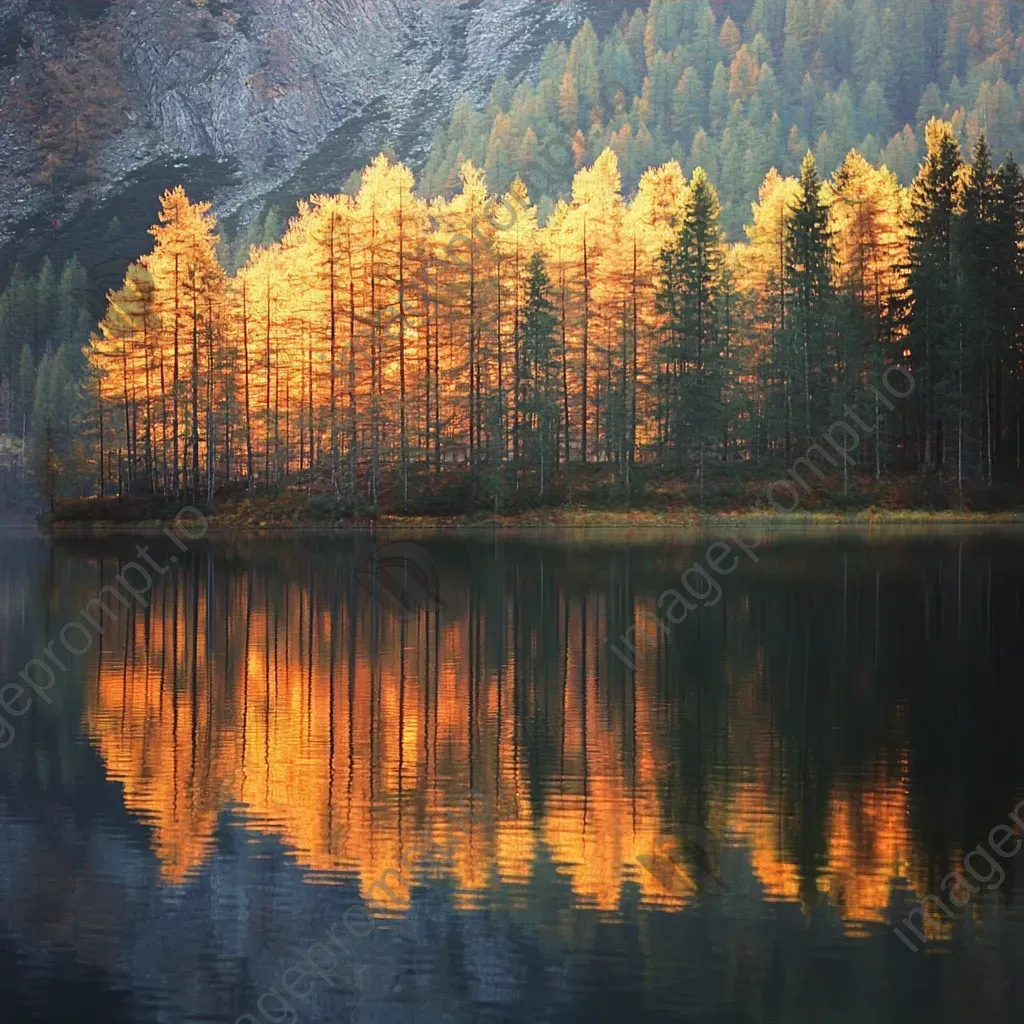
[993,153,1024,476]
[785,151,834,448]
[657,166,726,504]
[956,136,1000,489]
[520,252,559,497]
[905,119,962,471]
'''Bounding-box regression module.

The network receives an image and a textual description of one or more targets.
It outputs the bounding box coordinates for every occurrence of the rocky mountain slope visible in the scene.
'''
[0,0,632,278]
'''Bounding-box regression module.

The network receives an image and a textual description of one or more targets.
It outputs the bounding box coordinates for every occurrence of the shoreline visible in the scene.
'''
[42,507,1024,534]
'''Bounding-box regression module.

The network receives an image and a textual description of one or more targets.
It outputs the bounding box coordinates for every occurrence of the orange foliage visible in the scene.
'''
[88,147,910,497]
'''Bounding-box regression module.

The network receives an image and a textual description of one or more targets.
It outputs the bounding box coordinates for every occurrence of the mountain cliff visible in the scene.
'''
[0,0,631,274]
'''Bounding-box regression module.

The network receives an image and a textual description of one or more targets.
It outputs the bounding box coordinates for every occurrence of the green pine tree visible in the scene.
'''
[785,151,834,447]
[905,119,963,470]
[657,166,727,504]
[520,252,559,497]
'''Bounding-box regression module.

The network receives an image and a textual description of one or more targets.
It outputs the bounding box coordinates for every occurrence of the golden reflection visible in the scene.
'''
[821,778,911,933]
[81,558,918,932]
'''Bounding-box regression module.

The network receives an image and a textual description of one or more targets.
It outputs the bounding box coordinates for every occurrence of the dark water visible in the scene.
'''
[1,527,1024,1024]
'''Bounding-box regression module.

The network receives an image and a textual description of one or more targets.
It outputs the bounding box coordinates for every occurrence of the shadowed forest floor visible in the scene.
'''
[44,464,1024,529]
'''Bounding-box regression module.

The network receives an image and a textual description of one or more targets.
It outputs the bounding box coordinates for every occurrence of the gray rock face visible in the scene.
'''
[0,0,625,254]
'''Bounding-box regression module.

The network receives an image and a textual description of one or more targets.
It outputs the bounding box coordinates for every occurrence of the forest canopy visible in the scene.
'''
[2,0,1023,516]
[2,126,1016,515]
[423,0,1024,235]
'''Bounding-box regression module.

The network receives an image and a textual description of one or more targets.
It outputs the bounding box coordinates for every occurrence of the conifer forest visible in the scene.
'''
[6,9,1024,1024]
[3,0,1024,516]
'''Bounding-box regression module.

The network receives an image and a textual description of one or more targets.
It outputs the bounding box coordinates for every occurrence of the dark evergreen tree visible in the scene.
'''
[785,151,834,447]
[956,136,1000,488]
[905,118,962,470]
[993,153,1024,476]
[657,166,727,503]
[519,252,559,496]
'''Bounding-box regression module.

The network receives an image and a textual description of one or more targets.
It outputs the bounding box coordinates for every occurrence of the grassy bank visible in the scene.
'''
[39,463,1024,530]
[45,491,1024,532]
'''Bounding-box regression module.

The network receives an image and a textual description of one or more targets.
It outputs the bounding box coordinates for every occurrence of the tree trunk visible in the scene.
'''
[398,191,408,510]
[560,260,571,485]
[242,279,254,491]
[328,211,338,486]
[191,280,200,502]
[581,218,589,464]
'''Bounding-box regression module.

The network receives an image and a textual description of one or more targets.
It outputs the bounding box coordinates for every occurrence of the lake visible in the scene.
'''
[1,527,1023,1023]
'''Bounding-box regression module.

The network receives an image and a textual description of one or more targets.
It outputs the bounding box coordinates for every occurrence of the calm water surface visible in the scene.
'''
[1,528,1023,1024]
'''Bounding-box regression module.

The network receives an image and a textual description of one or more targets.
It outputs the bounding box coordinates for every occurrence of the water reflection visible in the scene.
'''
[2,529,1024,1023]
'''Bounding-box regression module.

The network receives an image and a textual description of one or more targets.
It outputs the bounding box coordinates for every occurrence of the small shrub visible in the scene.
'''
[300,494,352,522]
